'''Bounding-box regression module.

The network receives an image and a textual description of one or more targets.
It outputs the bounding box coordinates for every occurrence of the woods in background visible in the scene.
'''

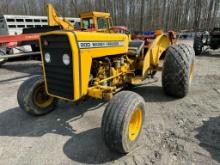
[0,0,219,32]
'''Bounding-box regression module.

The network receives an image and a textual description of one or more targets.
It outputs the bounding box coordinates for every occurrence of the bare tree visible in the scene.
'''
[0,0,219,32]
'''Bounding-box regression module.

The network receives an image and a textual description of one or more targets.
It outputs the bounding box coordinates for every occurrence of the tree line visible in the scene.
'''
[0,0,219,32]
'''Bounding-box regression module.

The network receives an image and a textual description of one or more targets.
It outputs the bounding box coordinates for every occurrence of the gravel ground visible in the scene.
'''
[0,49,220,165]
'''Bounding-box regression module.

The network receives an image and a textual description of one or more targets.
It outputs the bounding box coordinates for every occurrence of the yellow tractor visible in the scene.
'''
[17,6,195,153]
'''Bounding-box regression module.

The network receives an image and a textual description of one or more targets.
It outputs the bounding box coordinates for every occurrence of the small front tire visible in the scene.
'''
[101,91,145,153]
[17,75,57,116]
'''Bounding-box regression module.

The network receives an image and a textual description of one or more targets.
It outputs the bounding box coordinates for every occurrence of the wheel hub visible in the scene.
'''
[33,85,54,108]
[128,108,143,141]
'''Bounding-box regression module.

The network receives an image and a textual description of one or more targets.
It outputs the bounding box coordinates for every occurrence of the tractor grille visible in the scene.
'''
[41,34,74,100]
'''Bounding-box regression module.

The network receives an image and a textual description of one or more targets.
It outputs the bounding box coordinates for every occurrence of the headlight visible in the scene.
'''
[62,54,70,65]
[45,53,51,63]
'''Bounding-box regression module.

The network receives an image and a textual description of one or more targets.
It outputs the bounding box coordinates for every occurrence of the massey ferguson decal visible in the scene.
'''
[78,41,124,49]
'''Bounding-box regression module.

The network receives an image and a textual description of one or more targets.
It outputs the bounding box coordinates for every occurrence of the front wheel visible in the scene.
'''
[101,91,145,153]
[17,75,57,116]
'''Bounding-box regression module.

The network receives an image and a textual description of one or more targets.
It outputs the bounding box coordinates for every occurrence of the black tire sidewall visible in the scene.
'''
[17,75,57,115]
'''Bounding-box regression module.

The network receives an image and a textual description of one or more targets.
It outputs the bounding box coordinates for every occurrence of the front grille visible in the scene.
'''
[41,34,74,100]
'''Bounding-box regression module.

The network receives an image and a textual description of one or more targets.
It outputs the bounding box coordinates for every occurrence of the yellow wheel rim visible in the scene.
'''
[128,108,143,141]
[189,63,194,82]
[33,85,54,108]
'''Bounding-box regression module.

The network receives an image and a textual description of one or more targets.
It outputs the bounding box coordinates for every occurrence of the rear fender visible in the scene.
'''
[142,34,170,78]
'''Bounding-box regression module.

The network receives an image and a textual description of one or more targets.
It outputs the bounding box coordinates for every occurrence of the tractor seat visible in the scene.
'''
[128,40,145,56]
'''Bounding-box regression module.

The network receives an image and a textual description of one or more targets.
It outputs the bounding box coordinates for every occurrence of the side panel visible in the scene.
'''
[75,31,129,58]
[67,32,80,100]
[75,31,129,97]
[80,50,92,96]
[142,34,170,78]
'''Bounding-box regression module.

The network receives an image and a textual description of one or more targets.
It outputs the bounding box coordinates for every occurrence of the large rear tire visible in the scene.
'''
[162,44,195,98]
[17,75,57,116]
[101,91,145,153]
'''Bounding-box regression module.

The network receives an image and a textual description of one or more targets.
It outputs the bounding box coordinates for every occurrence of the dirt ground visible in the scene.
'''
[0,49,220,165]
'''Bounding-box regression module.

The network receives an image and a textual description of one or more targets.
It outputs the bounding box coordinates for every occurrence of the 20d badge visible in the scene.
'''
[78,41,124,49]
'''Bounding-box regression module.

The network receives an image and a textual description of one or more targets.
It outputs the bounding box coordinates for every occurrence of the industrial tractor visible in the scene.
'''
[193,27,220,55]
[17,9,195,154]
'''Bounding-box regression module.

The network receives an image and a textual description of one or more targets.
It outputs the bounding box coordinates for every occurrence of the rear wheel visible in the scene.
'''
[162,44,195,98]
[193,35,203,55]
[17,75,57,116]
[101,91,145,153]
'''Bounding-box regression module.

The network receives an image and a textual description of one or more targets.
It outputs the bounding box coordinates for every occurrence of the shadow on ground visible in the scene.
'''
[132,85,176,102]
[195,116,220,163]
[0,99,121,164]
[63,128,121,164]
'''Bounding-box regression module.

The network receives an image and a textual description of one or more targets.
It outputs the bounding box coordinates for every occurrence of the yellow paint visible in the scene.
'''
[128,108,143,141]
[67,32,81,100]
[80,12,111,18]
[33,85,55,108]
[87,87,103,99]
[40,30,129,101]
[80,11,112,32]
[75,31,128,96]
[76,32,128,56]
[47,4,74,30]
[142,34,170,78]
[189,63,194,83]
